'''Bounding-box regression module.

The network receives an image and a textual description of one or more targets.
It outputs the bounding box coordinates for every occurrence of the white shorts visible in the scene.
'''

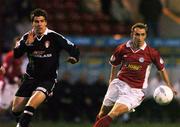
[103,79,145,111]
[0,82,19,109]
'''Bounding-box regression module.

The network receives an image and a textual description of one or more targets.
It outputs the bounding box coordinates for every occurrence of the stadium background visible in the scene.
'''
[0,0,180,127]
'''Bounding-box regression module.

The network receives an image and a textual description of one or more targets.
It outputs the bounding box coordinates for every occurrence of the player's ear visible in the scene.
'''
[45,21,47,26]
[130,31,133,37]
[145,31,148,38]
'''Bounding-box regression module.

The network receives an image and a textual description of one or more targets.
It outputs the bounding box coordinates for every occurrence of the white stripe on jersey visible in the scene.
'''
[143,64,152,89]
[48,29,74,46]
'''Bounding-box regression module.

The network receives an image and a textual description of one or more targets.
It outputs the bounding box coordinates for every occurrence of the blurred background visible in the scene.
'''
[0,0,180,125]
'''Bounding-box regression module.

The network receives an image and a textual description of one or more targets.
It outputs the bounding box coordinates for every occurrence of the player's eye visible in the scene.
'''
[140,33,145,36]
[135,33,145,36]
[135,33,140,36]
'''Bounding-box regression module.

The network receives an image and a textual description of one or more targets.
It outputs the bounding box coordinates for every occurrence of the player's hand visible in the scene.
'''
[49,91,53,97]
[26,29,36,46]
[171,87,178,96]
[0,66,6,75]
[66,57,78,64]
[168,85,178,96]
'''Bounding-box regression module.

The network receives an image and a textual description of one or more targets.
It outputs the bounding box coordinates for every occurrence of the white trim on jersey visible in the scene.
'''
[48,29,75,46]
[143,64,152,88]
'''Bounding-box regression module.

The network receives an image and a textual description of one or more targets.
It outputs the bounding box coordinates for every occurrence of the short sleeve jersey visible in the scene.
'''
[110,41,164,88]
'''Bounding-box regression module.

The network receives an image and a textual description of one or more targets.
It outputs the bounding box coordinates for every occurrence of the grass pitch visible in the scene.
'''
[0,121,180,127]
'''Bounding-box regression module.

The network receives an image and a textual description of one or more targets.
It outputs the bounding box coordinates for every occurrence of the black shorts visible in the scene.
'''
[15,74,56,97]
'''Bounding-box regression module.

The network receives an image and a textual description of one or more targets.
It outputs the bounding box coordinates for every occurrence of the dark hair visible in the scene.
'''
[131,23,148,33]
[30,8,48,22]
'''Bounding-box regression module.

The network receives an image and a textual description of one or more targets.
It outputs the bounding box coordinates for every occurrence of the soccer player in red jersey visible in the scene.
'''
[93,23,177,127]
[0,49,23,114]
[0,37,23,114]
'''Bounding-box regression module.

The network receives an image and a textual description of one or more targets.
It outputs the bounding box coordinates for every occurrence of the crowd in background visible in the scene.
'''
[0,0,180,52]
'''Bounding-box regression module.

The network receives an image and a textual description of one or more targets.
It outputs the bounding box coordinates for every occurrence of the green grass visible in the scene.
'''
[1,121,180,127]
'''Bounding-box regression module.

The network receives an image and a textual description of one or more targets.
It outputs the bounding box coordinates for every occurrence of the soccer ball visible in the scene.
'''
[153,85,173,105]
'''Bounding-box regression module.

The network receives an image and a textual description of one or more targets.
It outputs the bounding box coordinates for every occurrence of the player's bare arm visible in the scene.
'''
[159,69,177,95]
[66,57,78,64]
[109,66,117,84]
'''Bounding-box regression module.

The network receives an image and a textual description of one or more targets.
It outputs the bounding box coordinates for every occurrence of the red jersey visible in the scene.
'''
[3,51,23,84]
[110,41,164,89]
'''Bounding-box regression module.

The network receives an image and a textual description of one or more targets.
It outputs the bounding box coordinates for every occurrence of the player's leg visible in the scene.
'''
[17,79,56,127]
[108,103,129,119]
[96,104,113,122]
[12,75,36,126]
[93,103,129,127]
[98,79,119,118]
[93,79,118,127]
[17,90,46,127]
[12,96,29,122]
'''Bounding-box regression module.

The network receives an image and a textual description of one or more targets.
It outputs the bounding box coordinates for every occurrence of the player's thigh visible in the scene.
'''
[103,79,120,106]
[26,91,46,108]
[12,96,29,112]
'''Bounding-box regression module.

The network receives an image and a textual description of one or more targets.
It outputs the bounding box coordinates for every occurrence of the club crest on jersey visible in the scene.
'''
[139,57,144,63]
[45,41,50,48]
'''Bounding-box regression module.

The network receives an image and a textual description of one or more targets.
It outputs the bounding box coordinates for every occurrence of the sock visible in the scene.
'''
[93,115,112,127]
[11,111,22,123]
[18,106,35,127]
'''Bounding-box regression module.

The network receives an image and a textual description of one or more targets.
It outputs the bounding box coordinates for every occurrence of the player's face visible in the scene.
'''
[32,16,47,36]
[131,27,147,47]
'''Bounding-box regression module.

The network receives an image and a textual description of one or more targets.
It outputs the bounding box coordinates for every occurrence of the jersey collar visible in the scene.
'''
[44,28,48,35]
[126,40,147,50]
[36,28,48,41]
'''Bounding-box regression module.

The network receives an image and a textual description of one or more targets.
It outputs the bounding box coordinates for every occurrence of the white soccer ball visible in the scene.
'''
[153,85,173,105]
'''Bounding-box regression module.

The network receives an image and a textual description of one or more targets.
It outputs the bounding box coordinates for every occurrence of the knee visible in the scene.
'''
[11,105,19,112]
[12,103,24,113]
[108,109,128,119]
[98,110,107,118]
[98,105,113,118]
[98,108,110,118]
[108,111,120,119]
[12,97,27,112]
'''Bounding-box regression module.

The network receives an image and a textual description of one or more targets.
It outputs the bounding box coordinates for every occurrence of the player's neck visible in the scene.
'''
[37,34,43,38]
[131,42,140,50]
